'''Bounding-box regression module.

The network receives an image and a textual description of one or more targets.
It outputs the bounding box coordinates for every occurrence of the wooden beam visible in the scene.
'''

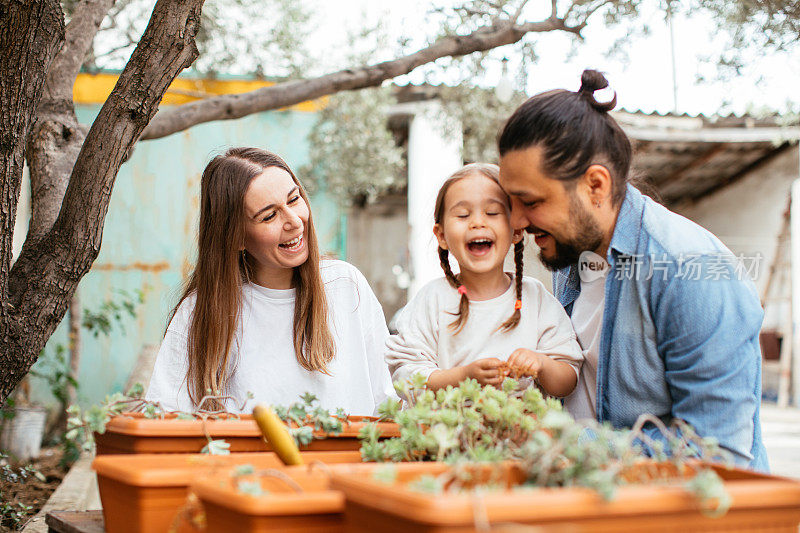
[676,142,795,205]
[656,142,729,187]
[622,125,800,143]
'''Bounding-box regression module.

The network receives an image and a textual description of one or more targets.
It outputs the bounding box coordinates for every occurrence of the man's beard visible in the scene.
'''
[534,195,604,272]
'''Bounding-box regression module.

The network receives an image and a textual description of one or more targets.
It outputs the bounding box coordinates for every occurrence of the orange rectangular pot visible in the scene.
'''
[192,464,352,533]
[93,450,364,533]
[95,413,399,455]
[329,462,800,533]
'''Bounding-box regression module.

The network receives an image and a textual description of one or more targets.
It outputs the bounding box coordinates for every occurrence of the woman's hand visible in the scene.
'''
[464,357,505,386]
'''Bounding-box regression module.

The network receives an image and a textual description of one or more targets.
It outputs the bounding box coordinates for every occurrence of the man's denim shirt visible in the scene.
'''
[554,184,768,470]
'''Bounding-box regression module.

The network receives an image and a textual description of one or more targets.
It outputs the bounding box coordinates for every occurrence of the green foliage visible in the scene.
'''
[233,464,255,476]
[371,464,398,485]
[361,378,560,463]
[0,501,32,531]
[272,392,348,448]
[303,87,405,204]
[236,479,266,496]
[64,386,250,453]
[29,345,77,411]
[699,0,799,53]
[407,474,445,494]
[89,0,313,78]
[516,412,733,512]
[0,453,37,530]
[201,439,232,455]
[81,289,144,338]
[437,84,528,164]
[361,377,732,512]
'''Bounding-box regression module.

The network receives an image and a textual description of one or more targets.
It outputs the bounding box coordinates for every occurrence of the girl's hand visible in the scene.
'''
[464,357,505,386]
[505,349,547,379]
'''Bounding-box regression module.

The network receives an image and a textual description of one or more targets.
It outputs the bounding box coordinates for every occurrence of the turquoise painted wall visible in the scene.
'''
[31,105,344,407]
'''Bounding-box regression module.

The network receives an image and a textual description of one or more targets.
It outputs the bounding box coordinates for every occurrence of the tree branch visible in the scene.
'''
[25,0,116,250]
[0,0,64,399]
[0,0,64,292]
[566,0,613,37]
[512,0,531,24]
[44,0,116,102]
[3,0,203,403]
[141,15,563,141]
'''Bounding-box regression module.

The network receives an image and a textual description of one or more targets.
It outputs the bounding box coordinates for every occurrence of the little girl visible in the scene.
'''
[386,163,582,397]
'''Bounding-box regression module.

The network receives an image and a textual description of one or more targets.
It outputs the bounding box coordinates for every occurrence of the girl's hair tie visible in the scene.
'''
[457,285,467,296]
[514,299,522,310]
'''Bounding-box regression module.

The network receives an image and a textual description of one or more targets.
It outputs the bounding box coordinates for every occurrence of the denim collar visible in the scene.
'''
[607,183,645,259]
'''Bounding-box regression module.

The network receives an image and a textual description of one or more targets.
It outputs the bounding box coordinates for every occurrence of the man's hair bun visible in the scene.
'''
[578,69,616,113]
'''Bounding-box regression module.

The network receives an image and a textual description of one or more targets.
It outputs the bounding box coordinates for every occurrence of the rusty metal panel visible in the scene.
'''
[32,105,343,407]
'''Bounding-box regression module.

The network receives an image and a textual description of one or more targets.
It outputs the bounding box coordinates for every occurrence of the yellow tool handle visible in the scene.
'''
[252,404,304,465]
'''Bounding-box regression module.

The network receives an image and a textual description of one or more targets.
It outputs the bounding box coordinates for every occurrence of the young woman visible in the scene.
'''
[146,148,395,415]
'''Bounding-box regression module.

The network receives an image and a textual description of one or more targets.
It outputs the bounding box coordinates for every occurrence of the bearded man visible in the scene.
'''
[498,70,768,470]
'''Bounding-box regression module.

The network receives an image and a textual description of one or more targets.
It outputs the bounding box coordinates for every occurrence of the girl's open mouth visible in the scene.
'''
[467,238,494,256]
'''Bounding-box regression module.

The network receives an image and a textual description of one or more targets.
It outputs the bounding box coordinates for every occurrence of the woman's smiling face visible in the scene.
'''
[434,173,514,277]
[242,166,310,288]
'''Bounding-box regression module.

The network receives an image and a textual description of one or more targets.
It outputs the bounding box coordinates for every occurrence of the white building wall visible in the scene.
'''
[673,146,799,329]
[406,102,463,298]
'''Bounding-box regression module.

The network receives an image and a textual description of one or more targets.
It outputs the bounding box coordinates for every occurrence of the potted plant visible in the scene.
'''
[359,375,563,463]
[191,463,356,533]
[67,386,399,455]
[92,450,364,533]
[329,459,800,533]
[334,377,800,532]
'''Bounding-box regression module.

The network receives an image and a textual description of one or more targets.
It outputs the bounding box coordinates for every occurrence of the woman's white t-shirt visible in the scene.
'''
[146,260,396,415]
[385,276,583,386]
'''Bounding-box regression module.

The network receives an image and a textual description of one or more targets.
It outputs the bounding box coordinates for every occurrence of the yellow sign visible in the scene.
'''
[73,72,324,112]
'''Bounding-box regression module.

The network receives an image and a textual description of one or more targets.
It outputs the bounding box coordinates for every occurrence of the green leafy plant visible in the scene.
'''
[65,384,253,455]
[0,453,38,530]
[360,376,734,515]
[271,392,348,447]
[1,501,32,531]
[360,376,561,463]
[81,289,144,338]
[29,345,77,417]
[516,411,733,513]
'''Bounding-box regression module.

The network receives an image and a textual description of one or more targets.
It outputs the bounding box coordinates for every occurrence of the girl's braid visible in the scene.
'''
[439,247,470,334]
[499,240,524,331]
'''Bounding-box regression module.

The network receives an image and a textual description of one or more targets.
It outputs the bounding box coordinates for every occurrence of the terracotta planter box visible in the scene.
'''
[93,450,364,533]
[95,413,399,455]
[192,464,351,533]
[329,462,800,533]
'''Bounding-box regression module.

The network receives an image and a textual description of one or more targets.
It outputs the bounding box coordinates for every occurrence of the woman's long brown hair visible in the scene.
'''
[170,147,335,411]
[434,163,524,334]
